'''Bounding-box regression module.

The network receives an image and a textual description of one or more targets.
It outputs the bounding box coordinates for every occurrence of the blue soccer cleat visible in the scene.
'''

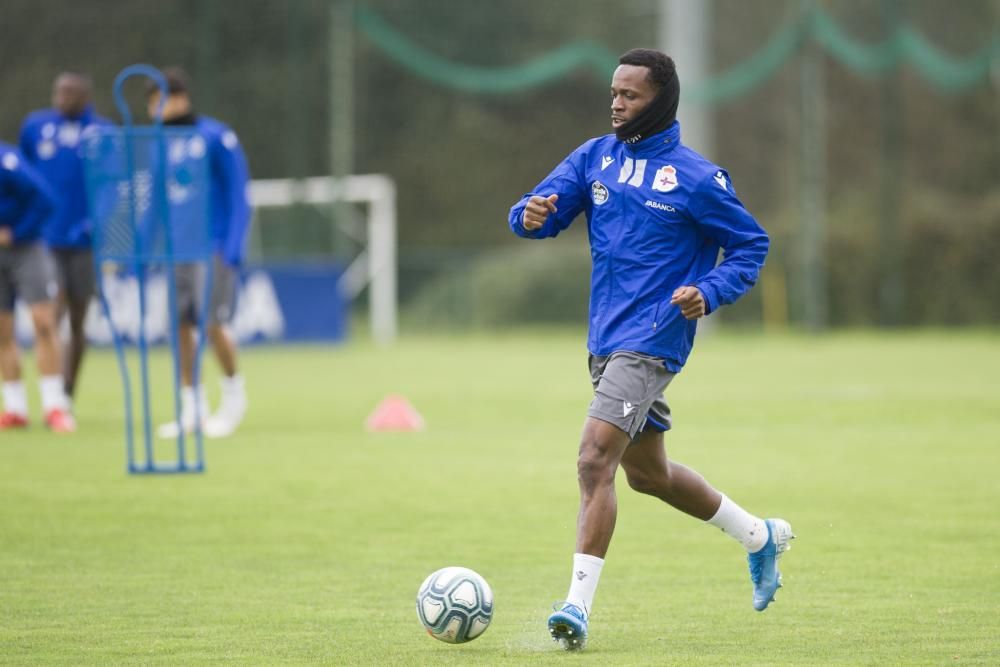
[747,518,794,611]
[547,602,588,651]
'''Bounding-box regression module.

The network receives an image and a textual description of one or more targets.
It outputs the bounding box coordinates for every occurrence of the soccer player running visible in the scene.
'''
[20,72,112,408]
[147,68,253,439]
[508,49,792,650]
[0,142,75,432]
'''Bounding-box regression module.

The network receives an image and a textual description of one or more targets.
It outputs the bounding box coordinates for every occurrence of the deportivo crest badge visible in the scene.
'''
[591,180,609,205]
[652,165,679,192]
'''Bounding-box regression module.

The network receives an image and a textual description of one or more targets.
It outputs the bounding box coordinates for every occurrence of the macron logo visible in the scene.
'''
[714,171,727,190]
[623,401,636,417]
[645,200,676,212]
[601,156,614,170]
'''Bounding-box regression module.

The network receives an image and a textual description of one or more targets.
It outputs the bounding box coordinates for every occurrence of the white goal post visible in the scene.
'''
[248,175,397,344]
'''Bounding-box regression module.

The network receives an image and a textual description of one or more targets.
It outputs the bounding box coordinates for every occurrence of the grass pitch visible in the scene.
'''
[1,329,998,665]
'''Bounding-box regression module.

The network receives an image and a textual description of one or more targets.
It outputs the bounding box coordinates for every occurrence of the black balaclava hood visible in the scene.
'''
[163,110,197,126]
[615,68,680,145]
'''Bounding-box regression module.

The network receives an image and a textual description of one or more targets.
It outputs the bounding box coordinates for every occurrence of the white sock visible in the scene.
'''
[181,385,210,422]
[566,553,604,616]
[706,494,768,552]
[39,375,68,412]
[2,381,28,416]
[220,374,246,407]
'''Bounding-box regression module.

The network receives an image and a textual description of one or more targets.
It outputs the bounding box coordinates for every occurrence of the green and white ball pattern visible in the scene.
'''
[416,566,494,643]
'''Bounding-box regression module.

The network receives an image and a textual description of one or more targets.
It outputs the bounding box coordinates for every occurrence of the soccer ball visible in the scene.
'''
[416,566,494,643]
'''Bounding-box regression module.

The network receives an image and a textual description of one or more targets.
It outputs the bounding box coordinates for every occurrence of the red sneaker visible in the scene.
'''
[0,412,29,430]
[45,408,76,433]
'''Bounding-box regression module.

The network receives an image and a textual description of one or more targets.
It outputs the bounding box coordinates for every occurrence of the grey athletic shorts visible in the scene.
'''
[588,351,675,439]
[0,241,58,311]
[51,247,96,309]
[174,255,239,326]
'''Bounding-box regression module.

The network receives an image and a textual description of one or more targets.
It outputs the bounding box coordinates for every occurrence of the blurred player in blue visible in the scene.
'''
[0,142,75,432]
[508,49,793,650]
[147,68,252,439]
[20,72,112,407]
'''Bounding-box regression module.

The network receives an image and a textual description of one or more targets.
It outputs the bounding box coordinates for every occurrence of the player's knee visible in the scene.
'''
[32,317,56,340]
[624,468,655,495]
[577,454,613,490]
[624,462,671,498]
[576,437,617,489]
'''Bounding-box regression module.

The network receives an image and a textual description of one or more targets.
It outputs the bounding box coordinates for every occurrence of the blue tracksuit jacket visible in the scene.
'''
[0,143,56,244]
[193,116,253,267]
[508,121,769,371]
[19,105,111,249]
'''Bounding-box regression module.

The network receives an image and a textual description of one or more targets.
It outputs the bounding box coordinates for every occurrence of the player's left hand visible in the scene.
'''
[670,286,706,320]
[0,227,12,247]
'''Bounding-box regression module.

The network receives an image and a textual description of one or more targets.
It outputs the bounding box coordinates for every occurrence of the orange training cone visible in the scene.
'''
[366,394,426,432]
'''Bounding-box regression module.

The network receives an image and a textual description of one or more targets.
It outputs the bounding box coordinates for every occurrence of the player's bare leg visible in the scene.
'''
[549,417,631,650]
[575,417,632,557]
[208,323,237,377]
[179,322,196,386]
[179,322,208,426]
[59,289,89,400]
[621,428,793,611]
[0,313,21,382]
[620,429,721,519]
[30,301,60,377]
[29,301,74,432]
[0,312,29,428]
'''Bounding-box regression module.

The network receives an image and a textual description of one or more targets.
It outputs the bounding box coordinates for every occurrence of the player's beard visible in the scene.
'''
[615,70,680,145]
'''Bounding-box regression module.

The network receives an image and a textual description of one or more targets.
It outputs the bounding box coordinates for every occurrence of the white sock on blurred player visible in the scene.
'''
[706,494,768,552]
[2,381,28,416]
[39,375,68,412]
[205,375,246,438]
[157,385,208,438]
[566,553,604,615]
[181,385,210,426]
[219,374,246,416]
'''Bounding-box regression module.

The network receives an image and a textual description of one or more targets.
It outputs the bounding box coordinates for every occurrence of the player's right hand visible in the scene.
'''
[0,227,12,247]
[522,194,559,231]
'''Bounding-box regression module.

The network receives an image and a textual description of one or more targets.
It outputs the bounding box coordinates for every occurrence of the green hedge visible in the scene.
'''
[403,193,1000,329]
[403,240,591,329]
